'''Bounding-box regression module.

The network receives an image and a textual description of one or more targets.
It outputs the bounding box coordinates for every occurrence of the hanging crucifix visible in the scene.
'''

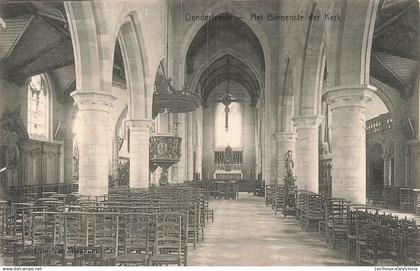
[218,56,240,131]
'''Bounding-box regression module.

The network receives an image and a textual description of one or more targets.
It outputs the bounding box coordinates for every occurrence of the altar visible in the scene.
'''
[213,146,243,180]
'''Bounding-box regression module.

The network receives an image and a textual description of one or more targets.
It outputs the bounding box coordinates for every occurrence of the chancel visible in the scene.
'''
[0,0,419,267]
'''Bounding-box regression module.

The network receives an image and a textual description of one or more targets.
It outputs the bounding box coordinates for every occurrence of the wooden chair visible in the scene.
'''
[357,217,380,265]
[34,244,66,266]
[0,200,7,236]
[295,190,312,223]
[383,186,394,209]
[265,185,274,207]
[303,194,323,232]
[14,245,39,266]
[204,198,214,223]
[375,221,402,265]
[71,244,105,266]
[399,188,415,213]
[63,212,90,257]
[149,213,183,266]
[326,199,350,248]
[93,213,119,265]
[403,219,420,265]
[354,212,376,265]
[273,185,286,215]
[116,213,149,266]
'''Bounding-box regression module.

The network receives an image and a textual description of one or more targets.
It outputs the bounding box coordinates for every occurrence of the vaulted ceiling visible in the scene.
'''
[186,13,264,106]
[197,55,260,106]
[370,0,418,99]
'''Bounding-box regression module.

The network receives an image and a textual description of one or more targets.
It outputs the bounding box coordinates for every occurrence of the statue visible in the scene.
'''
[4,129,19,170]
[0,107,28,188]
[284,150,294,178]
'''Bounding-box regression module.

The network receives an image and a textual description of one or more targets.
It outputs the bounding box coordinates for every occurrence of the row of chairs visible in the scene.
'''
[371,186,418,213]
[189,180,239,200]
[13,212,187,266]
[253,180,265,197]
[265,188,420,266]
[346,208,419,266]
[8,183,78,199]
[267,184,297,217]
[0,184,214,266]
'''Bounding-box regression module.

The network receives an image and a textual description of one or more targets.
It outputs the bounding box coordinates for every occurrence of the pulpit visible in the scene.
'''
[152,69,200,118]
[150,134,182,185]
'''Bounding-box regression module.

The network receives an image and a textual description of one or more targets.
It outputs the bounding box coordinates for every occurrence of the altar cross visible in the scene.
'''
[218,56,240,131]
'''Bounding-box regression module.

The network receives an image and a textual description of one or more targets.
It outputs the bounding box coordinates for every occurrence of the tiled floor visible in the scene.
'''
[188,193,354,266]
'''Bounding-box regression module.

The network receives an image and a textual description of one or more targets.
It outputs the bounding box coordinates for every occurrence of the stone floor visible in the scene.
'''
[188,193,354,266]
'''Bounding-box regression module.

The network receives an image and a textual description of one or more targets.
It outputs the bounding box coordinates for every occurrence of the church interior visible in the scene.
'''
[0,0,419,267]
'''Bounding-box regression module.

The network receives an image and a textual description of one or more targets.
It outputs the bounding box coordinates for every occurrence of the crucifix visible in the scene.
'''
[218,56,240,131]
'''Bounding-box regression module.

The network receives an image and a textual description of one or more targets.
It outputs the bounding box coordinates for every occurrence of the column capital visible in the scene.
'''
[126,119,154,132]
[274,132,297,142]
[324,85,377,110]
[293,115,322,129]
[64,132,76,140]
[71,90,116,112]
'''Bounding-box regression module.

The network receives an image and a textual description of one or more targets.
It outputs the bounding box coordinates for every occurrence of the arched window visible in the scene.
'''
[215,102,242,149]
[27,74,49,140]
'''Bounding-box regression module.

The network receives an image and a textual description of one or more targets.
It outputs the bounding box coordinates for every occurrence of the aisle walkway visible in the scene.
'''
[189,193,354,266]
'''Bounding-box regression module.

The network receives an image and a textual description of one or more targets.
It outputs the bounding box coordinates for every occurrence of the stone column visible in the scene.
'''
[187,112,194,181]
[393,132,407,186]
[275,132,297,182]
[126,119,154,189]
[383,157,392,186]
[409,142,420,189]
[71,91,115,197]
[293,116,322,193]
[325,85,376,204]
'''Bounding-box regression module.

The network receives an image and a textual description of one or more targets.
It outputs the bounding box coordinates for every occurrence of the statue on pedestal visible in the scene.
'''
[284,150,296,187]
[0,107,28,189]
[284,150,294,178]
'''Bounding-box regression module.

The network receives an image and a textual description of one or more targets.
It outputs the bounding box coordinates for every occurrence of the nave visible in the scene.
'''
[189,194,352,266]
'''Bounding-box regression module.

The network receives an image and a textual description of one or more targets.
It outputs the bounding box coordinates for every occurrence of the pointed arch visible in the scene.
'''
[114,11,150,119]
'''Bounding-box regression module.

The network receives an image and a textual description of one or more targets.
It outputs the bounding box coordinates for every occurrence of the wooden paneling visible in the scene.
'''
[22,139,60,186]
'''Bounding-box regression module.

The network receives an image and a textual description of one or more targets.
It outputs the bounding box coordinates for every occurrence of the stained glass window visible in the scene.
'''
[215,102,242,149]
[27,74,48,140]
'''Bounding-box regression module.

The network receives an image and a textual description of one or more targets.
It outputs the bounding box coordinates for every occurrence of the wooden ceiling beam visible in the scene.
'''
[10,35,68,71]
[3,15,33,61]
[374,1,417,38]
[371,53,411,98]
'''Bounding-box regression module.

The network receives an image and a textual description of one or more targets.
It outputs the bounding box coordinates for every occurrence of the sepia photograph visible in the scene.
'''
[0,0,419,269]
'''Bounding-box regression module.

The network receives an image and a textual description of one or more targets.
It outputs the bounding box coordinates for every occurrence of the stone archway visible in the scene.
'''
[178,3,272,181]
[114,12,154,189]
[65,2,115,196]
